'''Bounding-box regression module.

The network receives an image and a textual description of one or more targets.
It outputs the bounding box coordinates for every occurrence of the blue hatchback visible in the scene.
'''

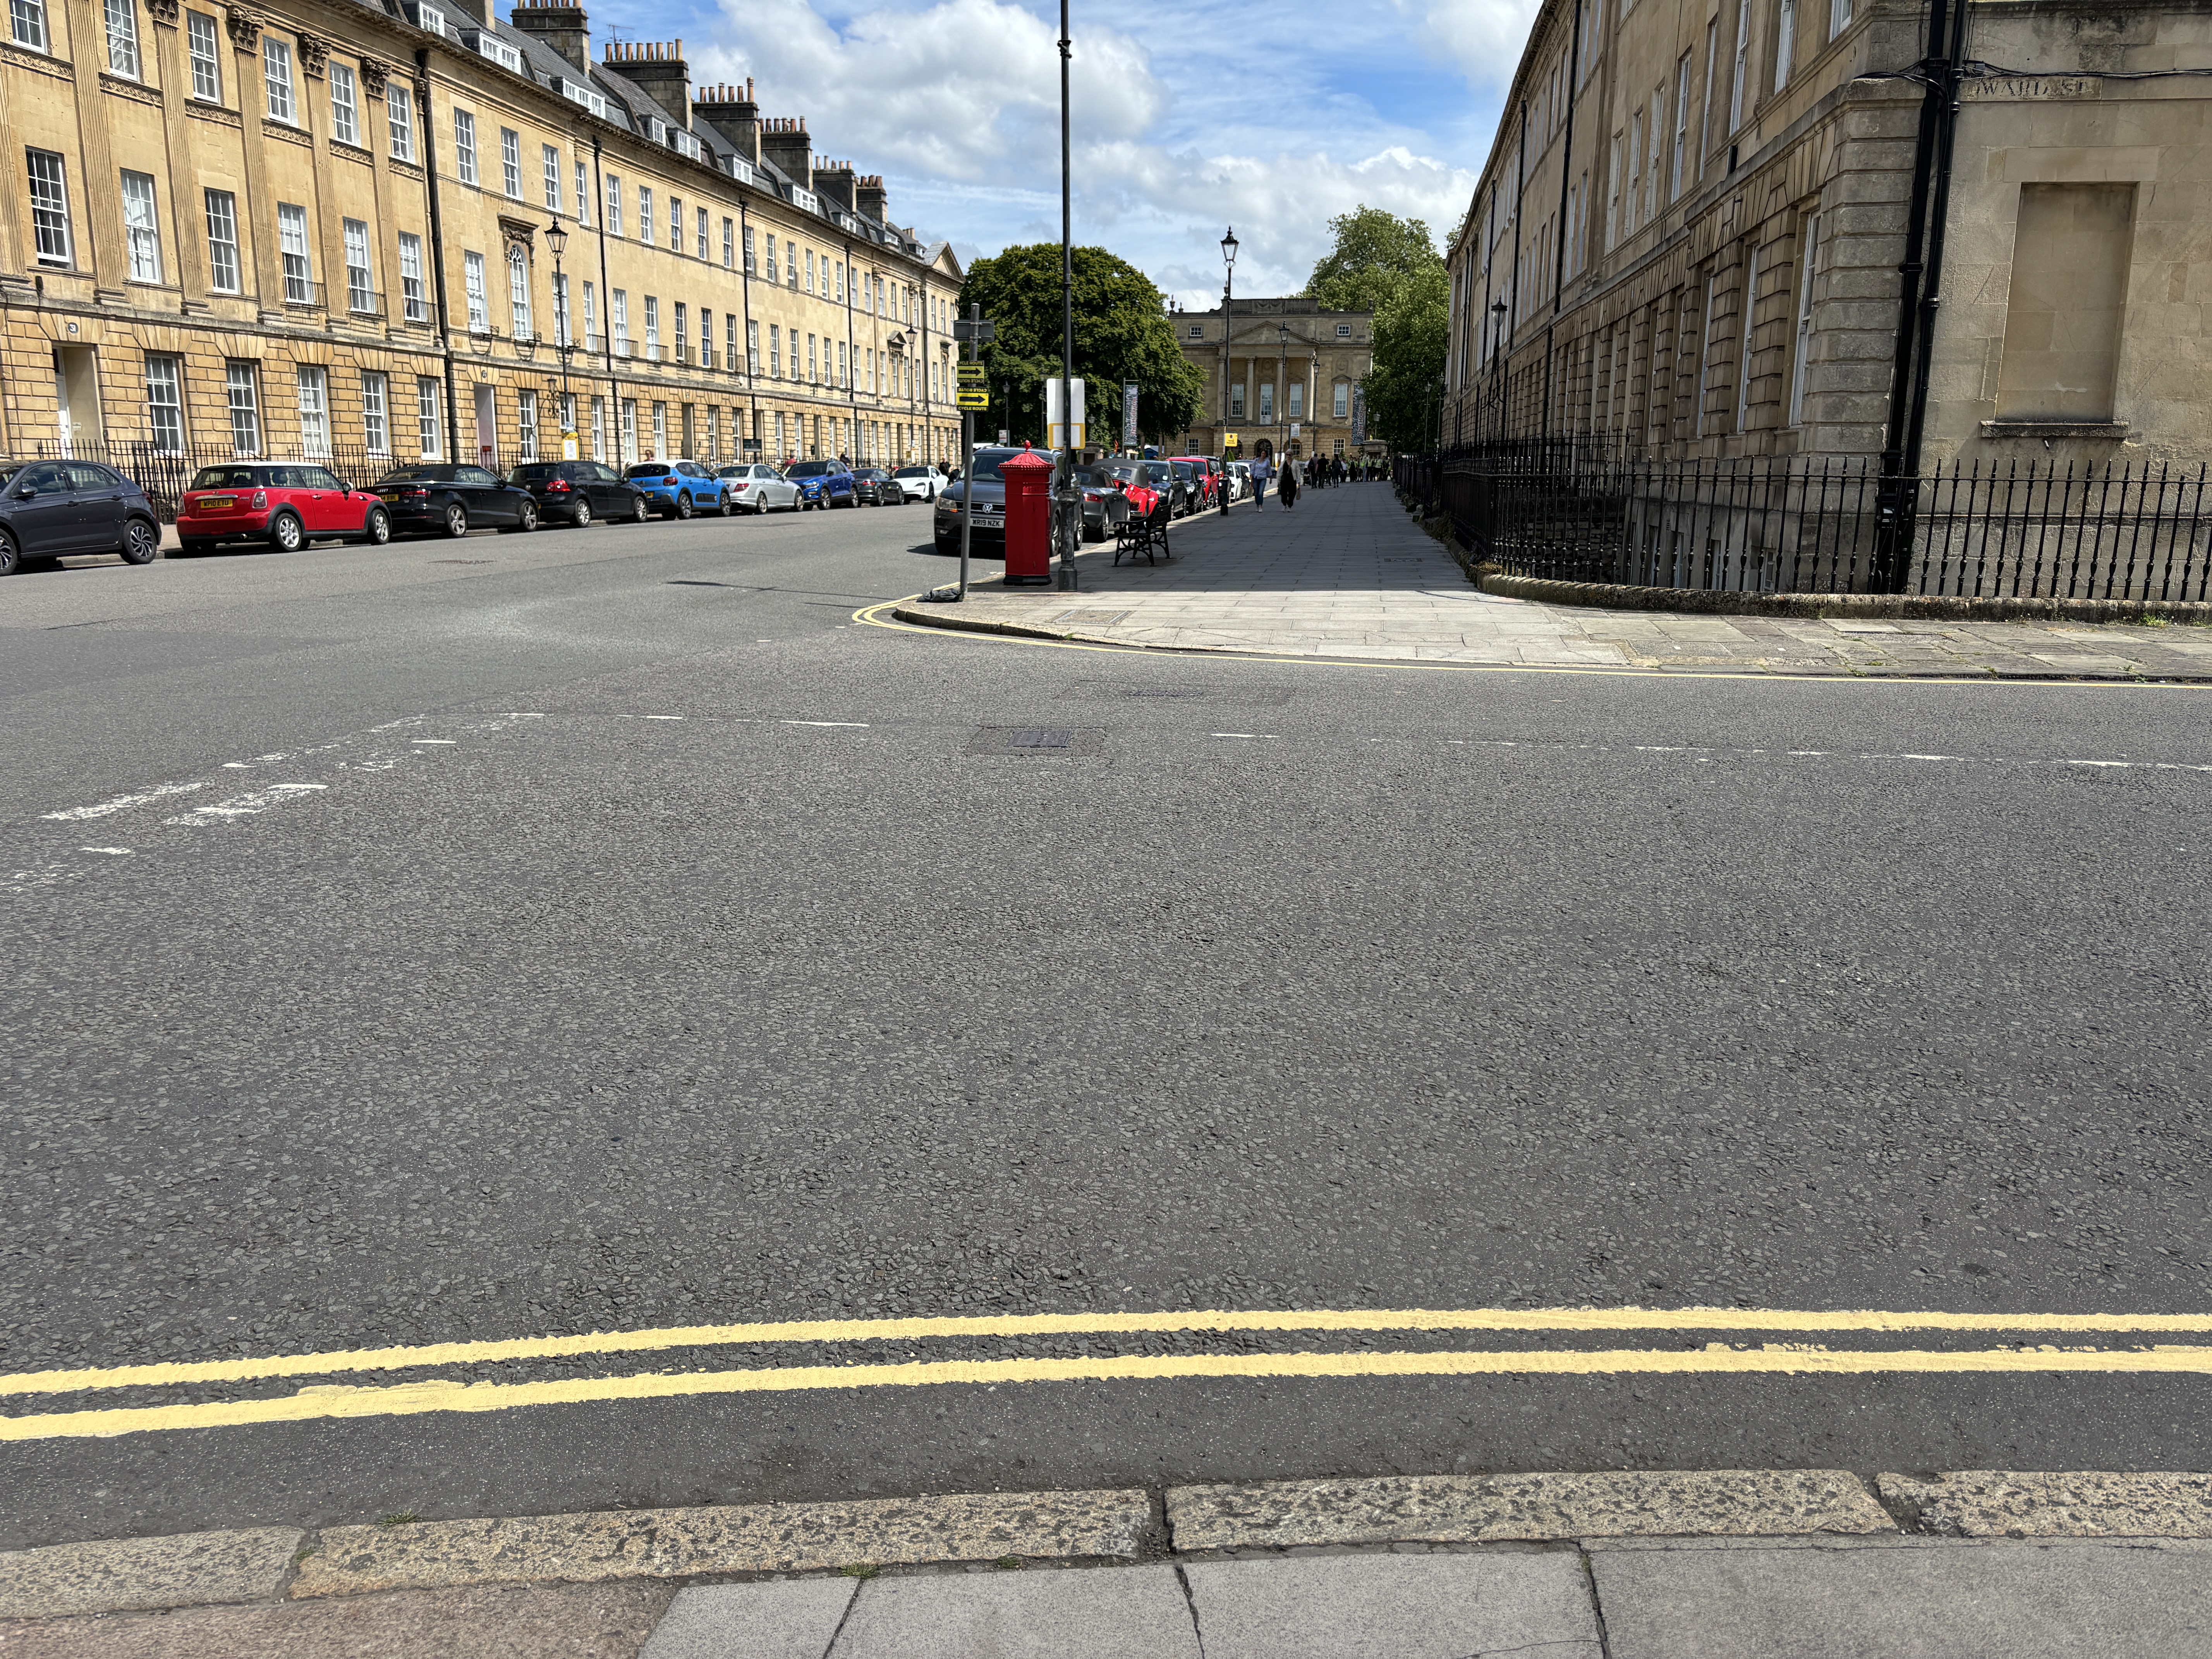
[783,459,854,510]
[622,459,730,519]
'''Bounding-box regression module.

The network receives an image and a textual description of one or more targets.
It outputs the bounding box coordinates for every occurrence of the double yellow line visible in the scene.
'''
[6,1305,2209,1443]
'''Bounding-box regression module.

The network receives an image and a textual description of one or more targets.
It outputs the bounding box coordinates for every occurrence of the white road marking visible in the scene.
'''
[1210,733,1278,739]
[42,783,206,821]
[1450,738,2210,775]
[410,739,458,745]
[78,848,133,856]
[163,784,329,826]
[5,867,82,893]
[642,715,685,721]
[783,720,869,728]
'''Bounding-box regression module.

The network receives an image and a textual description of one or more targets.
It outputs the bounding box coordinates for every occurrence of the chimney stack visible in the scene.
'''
[603,38,691,128]
[509,2,589,72]
[855,173,887,224]
[759,115,812,192]
[814,160,856,211]
[693,77,760,164]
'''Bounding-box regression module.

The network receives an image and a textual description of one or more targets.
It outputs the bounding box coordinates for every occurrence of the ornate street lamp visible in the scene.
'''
[1219,226,1237,515]
[545,216,575,457]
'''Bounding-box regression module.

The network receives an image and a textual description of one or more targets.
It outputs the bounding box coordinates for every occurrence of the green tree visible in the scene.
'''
[1306,207,1444,318]
[958,246,1204,447]
[1362,264,1449,452]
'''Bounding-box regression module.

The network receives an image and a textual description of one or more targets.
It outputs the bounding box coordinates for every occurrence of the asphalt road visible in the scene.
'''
[3,488,2207,1549]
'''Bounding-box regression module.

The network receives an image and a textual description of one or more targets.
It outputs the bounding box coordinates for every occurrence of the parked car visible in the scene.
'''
[623,459,730,519]
[891,465,943,503]
[175,462,390,556]
[1068,464,1126,542]
[848,467,902,507]
[1227,461,1252,501]
[716,462,802,514]
[0,459,163,574]
[784,459,855,510]
[1104,459,1188,520]
[369,463,538,537]
[1166,459,1207,514]
[932,447,1022,554]
[506,460,650,526]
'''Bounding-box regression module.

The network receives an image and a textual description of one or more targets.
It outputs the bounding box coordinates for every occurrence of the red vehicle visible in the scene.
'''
[176,462,393,555]
[1170,456,1221,510]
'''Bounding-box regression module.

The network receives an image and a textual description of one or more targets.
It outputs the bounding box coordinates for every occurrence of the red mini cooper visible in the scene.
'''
[176,463,393,555]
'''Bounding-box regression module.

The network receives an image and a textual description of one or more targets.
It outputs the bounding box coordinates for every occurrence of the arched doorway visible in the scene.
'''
[1254,438,1274,463]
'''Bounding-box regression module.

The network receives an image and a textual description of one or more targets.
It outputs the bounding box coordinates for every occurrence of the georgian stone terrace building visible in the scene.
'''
[2,0,963,476]
[1173,297,1378,464]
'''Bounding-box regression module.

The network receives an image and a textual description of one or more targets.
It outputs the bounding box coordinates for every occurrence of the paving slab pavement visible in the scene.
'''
[898,483,2212,678]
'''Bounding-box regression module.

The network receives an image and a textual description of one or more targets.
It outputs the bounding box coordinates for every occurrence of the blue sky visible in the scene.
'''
[579,0,1540,303]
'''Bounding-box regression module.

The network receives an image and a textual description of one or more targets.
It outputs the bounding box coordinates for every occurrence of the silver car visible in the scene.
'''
[891,465,944,503]
[716,462,802,515]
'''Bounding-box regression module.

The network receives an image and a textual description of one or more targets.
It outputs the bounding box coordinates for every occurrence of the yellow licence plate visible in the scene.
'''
[200,496,235,510]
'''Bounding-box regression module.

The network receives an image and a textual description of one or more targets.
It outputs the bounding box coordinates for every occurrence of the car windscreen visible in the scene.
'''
[624,464,676,479]
[893,467,929,478]
[963,450,1022,483]
[785,461,832,478]
[509,464,562,482]
[376,467,449,483]
[190,466,264,490]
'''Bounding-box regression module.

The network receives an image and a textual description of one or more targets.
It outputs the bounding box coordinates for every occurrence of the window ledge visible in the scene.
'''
[1981,419,2130,440]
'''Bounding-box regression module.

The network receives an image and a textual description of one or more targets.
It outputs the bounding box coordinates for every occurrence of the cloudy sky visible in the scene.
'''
[582,0,1540,305]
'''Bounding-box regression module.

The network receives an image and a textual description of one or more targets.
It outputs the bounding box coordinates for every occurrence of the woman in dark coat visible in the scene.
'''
[1279,455,1300,509]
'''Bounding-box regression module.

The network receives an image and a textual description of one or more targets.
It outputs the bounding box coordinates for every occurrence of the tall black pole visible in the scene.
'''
[1056,0,1077,589]
[1220,232,1233,515]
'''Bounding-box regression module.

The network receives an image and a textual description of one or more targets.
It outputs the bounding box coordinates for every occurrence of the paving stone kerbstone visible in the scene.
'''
[0,1579,676,1658]
[1167,1470,1893,1550]
[637,1578,857,1658]
[1182,1550,1602,1659]
[292,1489,1150,1597]
[1878,1470,2212,1537]
[1589,1536,2212,1659]
[0,1527,306,1619]
[826,1564,1200,1659]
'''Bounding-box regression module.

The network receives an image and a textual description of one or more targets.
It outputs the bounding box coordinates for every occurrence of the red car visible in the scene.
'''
[177,462,393,555]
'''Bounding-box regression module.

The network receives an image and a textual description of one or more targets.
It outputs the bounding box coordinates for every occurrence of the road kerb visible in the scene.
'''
[288,1488,1153,1598]
[0,1526,306,1619]
[1878,1470,2212,1537]
[1166,1470,1894,1552]
[13,1471,2212,1622]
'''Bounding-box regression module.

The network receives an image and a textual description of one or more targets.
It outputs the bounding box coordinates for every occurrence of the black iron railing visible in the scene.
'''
[34,439,396,523]
[1396,441,2212,601]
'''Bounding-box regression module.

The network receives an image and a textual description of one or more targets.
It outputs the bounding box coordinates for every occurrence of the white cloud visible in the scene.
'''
[1413,0,1545,88]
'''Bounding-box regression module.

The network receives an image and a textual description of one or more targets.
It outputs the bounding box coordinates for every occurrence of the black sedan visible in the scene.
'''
[507,460,651,527]
[848,467,902,507]
[371,464,538,537]
[0,458,162,575]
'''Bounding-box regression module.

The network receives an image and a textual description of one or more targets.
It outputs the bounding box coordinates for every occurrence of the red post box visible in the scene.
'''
[1000,447,1054,586]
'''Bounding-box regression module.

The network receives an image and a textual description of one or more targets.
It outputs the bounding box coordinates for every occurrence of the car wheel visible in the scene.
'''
[754,495,768,515]
[501,500,537,533]
[0,529,19,576]
[572,497,592,527]
[443,502,469,538]
[270,511,305,552]
[120,517,160,564]
[675,492,693,521]
[364,508,392,546]
[718,491,734,518]
[631,495,650,524]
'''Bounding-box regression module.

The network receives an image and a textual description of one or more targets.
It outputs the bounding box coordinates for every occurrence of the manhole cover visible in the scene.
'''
[1053,610,1132,626]
[964,726,1105,757]
[431,559,492,565]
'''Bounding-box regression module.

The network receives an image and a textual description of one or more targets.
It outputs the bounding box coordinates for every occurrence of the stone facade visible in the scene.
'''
[1443,0,2212,467]
[1172,298,1378,462]
[1,0,964,476]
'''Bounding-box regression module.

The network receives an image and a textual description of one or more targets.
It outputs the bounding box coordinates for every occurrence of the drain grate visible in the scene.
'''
[964,725,1106,757]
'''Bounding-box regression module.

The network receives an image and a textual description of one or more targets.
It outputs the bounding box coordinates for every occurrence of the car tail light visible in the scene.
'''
[547,478,570,491]
[251,489,267,510]
[662,475,678,485]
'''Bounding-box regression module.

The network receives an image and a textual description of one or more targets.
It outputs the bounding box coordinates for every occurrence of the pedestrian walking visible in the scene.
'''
[1251,455,1271,506]
[1279,456,1300,510]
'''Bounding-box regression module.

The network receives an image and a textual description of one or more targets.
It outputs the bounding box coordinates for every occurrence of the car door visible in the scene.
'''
[459,465,512,524]
[7,462,86,553]
[301,465,357,533]
[68,462,129,550]
[592,464,625,514]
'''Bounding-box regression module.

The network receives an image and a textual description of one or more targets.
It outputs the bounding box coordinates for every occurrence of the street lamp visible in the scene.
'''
[1219,226,1237,516]
[545,216,575,457]
[1487,299,1508,444]
[1054,0,1077,590]
[1276,323,1288,467]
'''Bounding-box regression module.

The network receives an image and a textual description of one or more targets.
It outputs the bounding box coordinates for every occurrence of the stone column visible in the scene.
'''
[358,57,402,335]
[63,0,130,299]
[146,0,210,307]
[227,5,282,316]
[295,29,343,325]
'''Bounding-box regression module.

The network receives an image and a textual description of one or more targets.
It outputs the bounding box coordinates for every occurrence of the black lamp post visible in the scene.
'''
[545,216,574,456]
[1219,226,1237,515]
[1487,298,1509,443]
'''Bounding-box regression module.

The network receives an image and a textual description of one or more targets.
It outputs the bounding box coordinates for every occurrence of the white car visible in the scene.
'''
[892,465,944,503]
[716,462,802,514]
[1227,462,1252,501]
